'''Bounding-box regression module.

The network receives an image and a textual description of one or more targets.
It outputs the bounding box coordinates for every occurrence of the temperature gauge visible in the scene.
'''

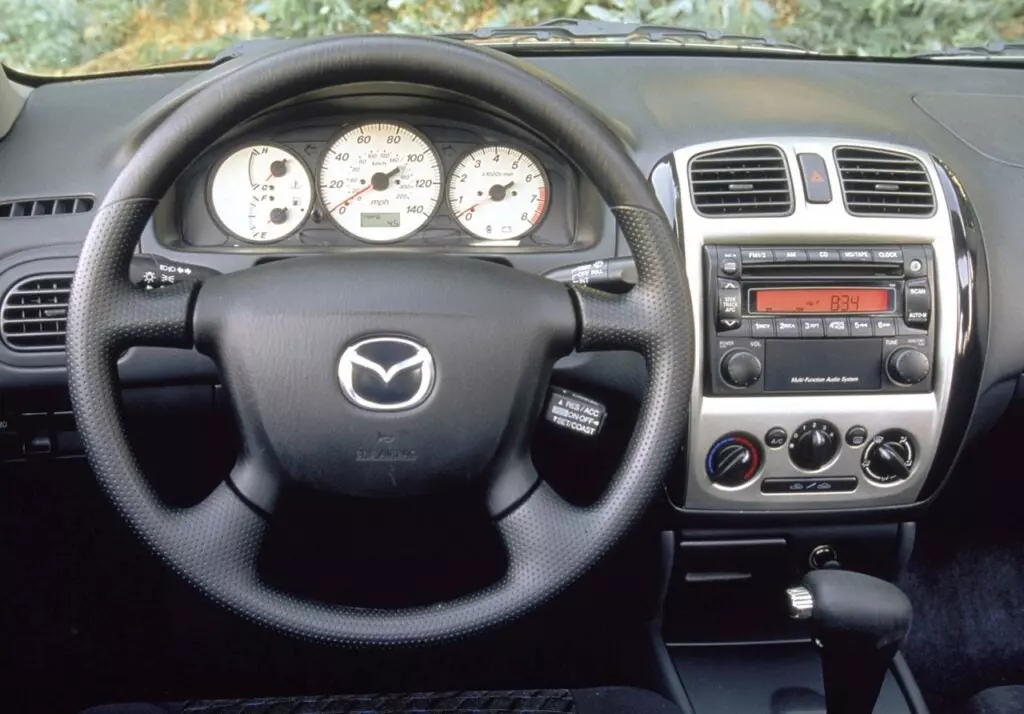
[208,143,313,243]
[448,146,549,241]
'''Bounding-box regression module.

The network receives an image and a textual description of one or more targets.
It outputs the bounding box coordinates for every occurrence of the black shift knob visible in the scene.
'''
[789,570,913,714]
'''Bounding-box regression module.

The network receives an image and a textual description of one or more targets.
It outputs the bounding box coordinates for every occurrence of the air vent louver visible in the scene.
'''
[1,274,73,351]
[835,148,934,217]
[689,146,793,217]
[0,196,93,219]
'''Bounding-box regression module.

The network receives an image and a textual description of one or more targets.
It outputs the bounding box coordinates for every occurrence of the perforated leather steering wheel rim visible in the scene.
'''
[66,35,694,646]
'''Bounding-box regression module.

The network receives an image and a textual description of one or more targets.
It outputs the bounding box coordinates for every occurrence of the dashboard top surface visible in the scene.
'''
[0,49,1017,431]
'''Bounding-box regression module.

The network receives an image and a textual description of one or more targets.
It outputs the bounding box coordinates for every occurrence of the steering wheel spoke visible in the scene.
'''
[572,287,649,353]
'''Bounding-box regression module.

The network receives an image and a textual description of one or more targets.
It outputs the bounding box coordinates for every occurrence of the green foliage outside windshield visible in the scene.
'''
[2,0,1024,75]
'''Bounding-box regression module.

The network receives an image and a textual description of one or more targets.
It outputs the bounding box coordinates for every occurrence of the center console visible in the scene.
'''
[666,138,963,512]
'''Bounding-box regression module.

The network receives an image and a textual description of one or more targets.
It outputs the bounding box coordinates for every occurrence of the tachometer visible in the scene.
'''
[318,122,442,243]
[208,143,313,243]
[448,146,549,240]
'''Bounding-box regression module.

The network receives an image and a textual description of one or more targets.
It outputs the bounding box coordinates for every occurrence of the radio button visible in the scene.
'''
[807,248,840,262]
[849,317,873,337]
[717,318,746,335]
[825,318,850,337]
[773,248,808,263]
[873,247,903,263]
[840,248,873,262]
[872,317,897,336]
[775,318,800,338]
[800,318,825,338]
[718,247,741,276]
[741,248,773,264]
[750,319,775,337]
[905,278,930,326]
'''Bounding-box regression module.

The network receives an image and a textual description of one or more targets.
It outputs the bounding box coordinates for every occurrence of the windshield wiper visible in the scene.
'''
[910,41,1024,62]
[444,17,816,55]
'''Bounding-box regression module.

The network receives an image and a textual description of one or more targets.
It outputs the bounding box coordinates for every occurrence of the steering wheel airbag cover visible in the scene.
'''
[67,36,693,646]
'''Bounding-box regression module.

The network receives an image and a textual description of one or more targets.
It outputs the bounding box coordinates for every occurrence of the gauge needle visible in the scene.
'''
[457,182,514,218]
[328,184,373,213]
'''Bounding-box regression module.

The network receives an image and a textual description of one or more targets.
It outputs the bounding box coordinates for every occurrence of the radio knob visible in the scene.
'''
[887,348,930,386]
[789,420,839,472]
[720,349,762,388]
[862,429,916,484]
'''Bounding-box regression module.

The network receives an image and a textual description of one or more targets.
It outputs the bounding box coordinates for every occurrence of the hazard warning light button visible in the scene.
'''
[797,153,833,204]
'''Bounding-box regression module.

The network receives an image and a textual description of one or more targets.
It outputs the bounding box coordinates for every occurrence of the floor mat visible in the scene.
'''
[902,530,1024,712]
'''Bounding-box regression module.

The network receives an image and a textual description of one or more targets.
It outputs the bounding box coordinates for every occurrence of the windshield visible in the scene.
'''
[3,0,1024,75]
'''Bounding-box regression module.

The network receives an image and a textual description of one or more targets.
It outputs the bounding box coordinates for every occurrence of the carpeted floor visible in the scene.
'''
[900,406,1024,713]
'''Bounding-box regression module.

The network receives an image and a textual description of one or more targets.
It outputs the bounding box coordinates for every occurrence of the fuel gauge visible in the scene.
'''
[208,143,313,243]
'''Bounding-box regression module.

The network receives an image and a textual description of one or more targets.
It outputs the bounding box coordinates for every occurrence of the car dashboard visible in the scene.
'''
[0,48,1017,528]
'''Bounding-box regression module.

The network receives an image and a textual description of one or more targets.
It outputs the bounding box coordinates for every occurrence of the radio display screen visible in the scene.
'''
[752,287,892,314]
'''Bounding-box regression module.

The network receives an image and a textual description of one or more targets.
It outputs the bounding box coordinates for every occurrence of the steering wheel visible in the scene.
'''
[66,36,693,646]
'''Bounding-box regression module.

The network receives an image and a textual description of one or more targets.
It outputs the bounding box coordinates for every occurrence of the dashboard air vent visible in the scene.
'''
[1,274,73,351]
[835,147,934,217]
[689,146,793,217]
[0,196,93,219]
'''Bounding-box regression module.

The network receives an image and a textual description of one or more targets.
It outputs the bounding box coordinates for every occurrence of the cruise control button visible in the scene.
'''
[840,248,872,262]
[807,248,840,262]
[773,248,807,263]
[849,318,873,337]
[845,425,868,447]
[825,318,849,337]
[873,317,897,336]
[800,318,825,338]
[741,248,773,264]
[761,477,859,494]
[750,319,775,338]
[765,427,788,449]
[775,318,800,338]
[797,153,832,204]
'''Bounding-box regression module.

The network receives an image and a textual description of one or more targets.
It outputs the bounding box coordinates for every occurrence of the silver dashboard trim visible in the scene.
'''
[671,138,957,511]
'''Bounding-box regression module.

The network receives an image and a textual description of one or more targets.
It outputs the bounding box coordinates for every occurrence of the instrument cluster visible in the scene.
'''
[180,116,577,252]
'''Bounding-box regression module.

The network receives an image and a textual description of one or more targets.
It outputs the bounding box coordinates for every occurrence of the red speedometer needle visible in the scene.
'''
[328,184,372,213]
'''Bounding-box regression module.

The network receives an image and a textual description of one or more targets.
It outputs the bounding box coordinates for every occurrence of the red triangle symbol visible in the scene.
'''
[809,170,825,184]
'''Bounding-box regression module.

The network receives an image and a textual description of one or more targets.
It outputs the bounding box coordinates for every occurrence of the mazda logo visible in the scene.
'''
[337,336,435,411]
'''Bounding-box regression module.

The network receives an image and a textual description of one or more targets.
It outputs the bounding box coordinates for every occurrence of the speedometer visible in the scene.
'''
[208,143,313,243]
[318,122,442,243]
[447,145,549,241]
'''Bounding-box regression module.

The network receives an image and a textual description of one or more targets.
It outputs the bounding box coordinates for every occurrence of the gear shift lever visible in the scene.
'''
[787,570,913,714]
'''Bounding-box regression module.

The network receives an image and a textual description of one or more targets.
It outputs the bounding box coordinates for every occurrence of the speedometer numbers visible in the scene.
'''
[208,144,313,243]
[448,146,549,240]
[318,122,442,243]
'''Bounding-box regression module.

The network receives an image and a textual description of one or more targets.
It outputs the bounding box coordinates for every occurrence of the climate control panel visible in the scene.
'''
[703,422,918,496]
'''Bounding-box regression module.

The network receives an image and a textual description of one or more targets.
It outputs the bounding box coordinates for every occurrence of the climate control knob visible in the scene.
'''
[789,420,840,472]
[862,429,916,484]
[886,348,930,386]
[720,349,762,388]
[706,434,762,488]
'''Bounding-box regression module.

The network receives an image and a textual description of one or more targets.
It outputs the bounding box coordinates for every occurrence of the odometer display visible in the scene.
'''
[318,122,441,243]
[752,288,891,314]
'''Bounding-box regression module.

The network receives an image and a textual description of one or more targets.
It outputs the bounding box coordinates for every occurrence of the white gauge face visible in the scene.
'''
[448,146,549,241]
[318,122,442,243]
[209,144,313,243]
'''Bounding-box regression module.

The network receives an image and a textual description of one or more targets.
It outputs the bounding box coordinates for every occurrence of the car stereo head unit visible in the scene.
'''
[704,245,934,395]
